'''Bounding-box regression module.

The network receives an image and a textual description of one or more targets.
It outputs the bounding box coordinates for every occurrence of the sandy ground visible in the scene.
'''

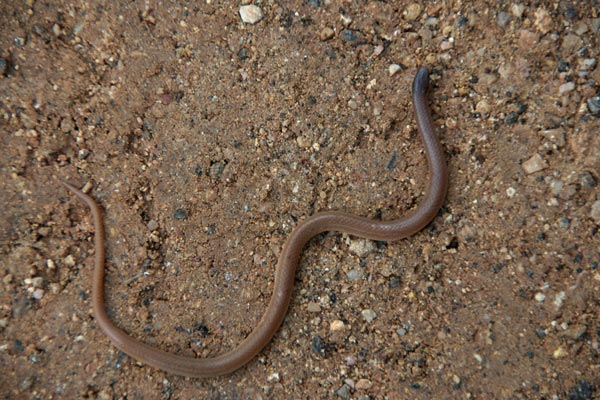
[1,1,599,399]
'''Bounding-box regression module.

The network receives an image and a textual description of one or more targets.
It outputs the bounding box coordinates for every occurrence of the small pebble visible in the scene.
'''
[31,277,44,288]
[349,239,374,257]
[587,96,600,116]
[388,64,402,76]
[404,4,422,21]
[173,209,188,220]
[320,27,334,41]
[519,30,540,50]
[78,149,89,160]
[574,22,589,36]
[32,289,44,300]
[554,291,566,308]
[355,379,373,390]
[558,218,570,230]
[440,39,454,50]
[475,100,491,114]
[579,58,597,71]
[267,372,280,382]
[558,82,575,95]
[307,302,321,312]
[562,324,587,340]
[340,14,352,27]
[553,346,568,359]
[591,200,600,224]
[543,128,566,147]
[534,292,545,302]
[14,36,25,47]
[534,8,553,34]
[330,320,345,331]
[580,171,597,188]
[512,4,525,18]
[341,29,365,45]
[361,309,377,323]
[561,33,582,53]
[497,12,510,27]
[452,375,461,386]
[346,269,363,281]
[239,5,263,24]
[336,384,352,400]
[522,153,547,174]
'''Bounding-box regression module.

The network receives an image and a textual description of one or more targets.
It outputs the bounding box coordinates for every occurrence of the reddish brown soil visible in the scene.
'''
[1,1,599,399]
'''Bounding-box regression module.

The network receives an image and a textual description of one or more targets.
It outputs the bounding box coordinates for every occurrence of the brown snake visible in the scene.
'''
[62,66,448,377]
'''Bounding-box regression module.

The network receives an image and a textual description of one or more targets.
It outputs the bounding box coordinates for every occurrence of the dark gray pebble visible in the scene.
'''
[580,171,597,188]
[568,380,596,400]
[173,209,188,220]
[587,96,600,116]
[335,383,352,399]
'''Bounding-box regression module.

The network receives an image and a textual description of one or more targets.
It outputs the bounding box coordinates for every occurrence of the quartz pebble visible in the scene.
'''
[330,320,345,331]
[553,346,568,359]
[239,5,263,24]
[512,4,525,18]
[522,153,547,174]
[361,309,377,323]
[558,82,575,95]
[534,292,545,302]
[33,289,44,300]
[388,64,402,76]
[348,239,374,257]
[404,4,422,21]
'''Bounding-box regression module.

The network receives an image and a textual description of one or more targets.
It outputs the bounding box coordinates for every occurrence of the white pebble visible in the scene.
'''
[388,64,402,76]
[580,58,597,71]
[554,291,566,309]
[512,4,525,18]
[239,5,263,24]
[361,309,377,323]
[348,239,374,257]
[33,289,44,300]
[534,292,546,302]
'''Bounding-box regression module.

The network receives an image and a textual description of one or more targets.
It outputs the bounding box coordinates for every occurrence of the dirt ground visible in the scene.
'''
[1,1,599,399]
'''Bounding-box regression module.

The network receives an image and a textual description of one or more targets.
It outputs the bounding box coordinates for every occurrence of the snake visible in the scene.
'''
[61,66,448,377]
